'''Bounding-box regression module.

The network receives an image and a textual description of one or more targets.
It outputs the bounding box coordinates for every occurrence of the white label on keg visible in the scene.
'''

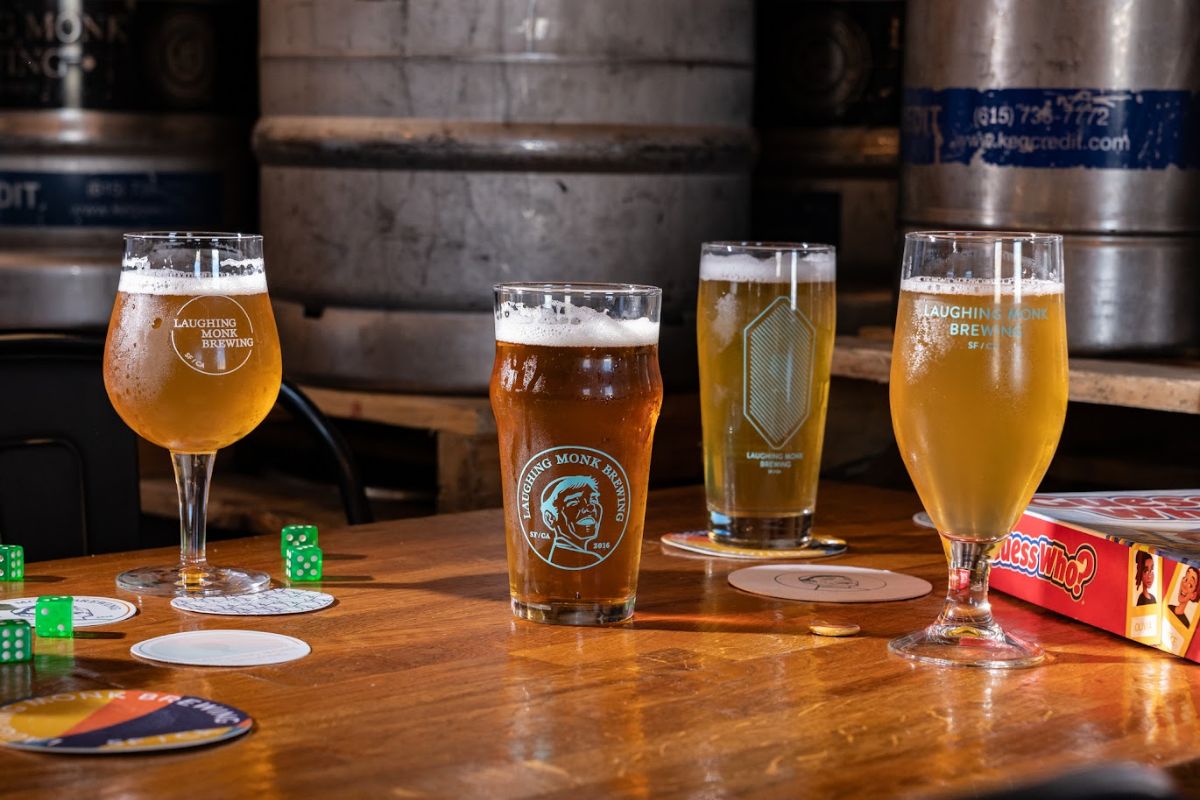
[742,296,814,452]
[170,295,255,376]
[517,446,630,571]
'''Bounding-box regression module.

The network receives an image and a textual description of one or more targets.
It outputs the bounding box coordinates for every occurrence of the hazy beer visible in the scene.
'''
[490,284,662,625]
[890,278,1068,541]
[104,272,282,453]
[697,244,836,548]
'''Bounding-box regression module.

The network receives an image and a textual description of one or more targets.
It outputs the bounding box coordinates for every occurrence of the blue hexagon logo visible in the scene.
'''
[743,297,815,449]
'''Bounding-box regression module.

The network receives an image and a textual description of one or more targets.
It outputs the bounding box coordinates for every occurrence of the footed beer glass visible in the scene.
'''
[890,232,1068,667]
[104,233,281,596]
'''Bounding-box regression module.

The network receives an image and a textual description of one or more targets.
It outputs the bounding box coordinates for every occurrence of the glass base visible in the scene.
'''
[512,597,634,626]
[888,623,1044,669]
[116,564,272,597]
[708,510,813,549]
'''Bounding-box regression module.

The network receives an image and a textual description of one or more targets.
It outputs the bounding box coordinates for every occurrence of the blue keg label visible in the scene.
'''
[0,170,222,227]
[902,88,1199,169]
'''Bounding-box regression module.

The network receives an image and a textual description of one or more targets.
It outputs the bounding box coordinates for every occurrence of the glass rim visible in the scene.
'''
[123,231,263,242]
[493,281,661,297]
[703,241,835,255]
[905,230,1063,245]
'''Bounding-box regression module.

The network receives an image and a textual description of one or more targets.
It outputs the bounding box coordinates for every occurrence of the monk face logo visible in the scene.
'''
[517,446,630,571]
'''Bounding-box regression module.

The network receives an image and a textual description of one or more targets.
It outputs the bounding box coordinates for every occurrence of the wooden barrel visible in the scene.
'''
[256,0,755,392]
[0,0,256,330]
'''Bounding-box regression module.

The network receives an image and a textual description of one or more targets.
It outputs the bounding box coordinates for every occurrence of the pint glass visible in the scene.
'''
[889,231,1068,667]
[104,233,281,595]
[490,283,663,625]
[697,242,836,548]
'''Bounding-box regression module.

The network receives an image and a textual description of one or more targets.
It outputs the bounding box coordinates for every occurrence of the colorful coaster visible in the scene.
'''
[0,596,136,628]
[0,690,252,754]
[171,589,334,617]
[729,564,933,603]
[661,531,847,560]
[132,630,311,667]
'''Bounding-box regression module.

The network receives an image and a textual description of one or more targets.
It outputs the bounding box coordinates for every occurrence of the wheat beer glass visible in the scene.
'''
[890,232,1067,667]
[490,283,663,625]
[697,242,836,548]
[104,233,282,596]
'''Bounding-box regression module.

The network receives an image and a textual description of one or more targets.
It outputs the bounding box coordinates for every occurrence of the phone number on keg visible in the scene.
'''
[902,87,1199,169]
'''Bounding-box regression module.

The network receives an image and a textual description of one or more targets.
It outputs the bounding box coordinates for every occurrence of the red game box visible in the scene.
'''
[990,490,1200,662]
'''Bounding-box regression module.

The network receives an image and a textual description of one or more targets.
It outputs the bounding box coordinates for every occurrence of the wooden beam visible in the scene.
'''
[298,385,495,435]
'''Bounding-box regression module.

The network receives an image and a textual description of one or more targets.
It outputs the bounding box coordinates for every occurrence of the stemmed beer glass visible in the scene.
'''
[889,232,1068,667]
[103,233,282,596]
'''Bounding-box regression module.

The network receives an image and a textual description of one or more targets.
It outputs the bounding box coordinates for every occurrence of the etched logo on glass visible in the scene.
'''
[170,295,256,376]
[743,297,814,450]
[517,446,630,571]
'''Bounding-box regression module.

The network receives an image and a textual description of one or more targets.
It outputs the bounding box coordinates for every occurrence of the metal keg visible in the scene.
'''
[256,0,754,392]
[0,0,256,330]
[901,0,1200,353]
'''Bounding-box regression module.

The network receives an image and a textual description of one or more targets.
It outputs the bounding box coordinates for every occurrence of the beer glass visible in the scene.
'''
[490,283,663,625]
[890,232,1068,667]
[103,233,282,595]
[697,242,836,548]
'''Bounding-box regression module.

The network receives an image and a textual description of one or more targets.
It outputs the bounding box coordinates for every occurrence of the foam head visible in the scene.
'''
[701,250,835,284]
[118,269,269,296]
[900,276,1064,296]
[495,302,658,347]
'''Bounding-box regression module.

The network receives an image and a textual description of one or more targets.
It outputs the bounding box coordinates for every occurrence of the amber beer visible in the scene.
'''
[890,278,1068,541]
[697,244,836,548]
[490,284,662,625]
[104,271,282,453]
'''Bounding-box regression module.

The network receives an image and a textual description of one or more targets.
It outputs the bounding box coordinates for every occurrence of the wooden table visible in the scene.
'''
[4,483,1199,798]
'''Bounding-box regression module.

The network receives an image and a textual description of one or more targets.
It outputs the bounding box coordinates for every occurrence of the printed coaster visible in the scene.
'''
[171,589,334,617]
[132,630,311,667]
[0,690,252,754]
[0,596,136,628]
[729,564,933,603]
[661,531,847,560]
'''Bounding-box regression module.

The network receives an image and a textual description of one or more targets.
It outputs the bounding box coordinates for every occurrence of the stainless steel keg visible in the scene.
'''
[901,0,1200,353]
[256,0,755,392]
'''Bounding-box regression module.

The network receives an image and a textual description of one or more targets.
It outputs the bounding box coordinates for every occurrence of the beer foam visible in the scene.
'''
[900,276,1063,296]
[118,270,269,296]
[700,252,835,284]
[495,303,658,347]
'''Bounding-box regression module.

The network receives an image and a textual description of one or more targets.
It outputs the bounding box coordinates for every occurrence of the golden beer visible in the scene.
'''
[890,279,1068,541]
[490,287,662,625]
[104,272,282,453]
[697,246,836,547]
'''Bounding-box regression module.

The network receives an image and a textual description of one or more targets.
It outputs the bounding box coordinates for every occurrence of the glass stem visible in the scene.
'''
[935,537,1001,635]
[173,451,216,584]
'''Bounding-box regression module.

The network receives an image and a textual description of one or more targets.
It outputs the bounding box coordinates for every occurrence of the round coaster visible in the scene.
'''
[913,512,935,529]
[0,596,137,628]
[661,532,847,560]
[729,564,933,603]
[171,589,334,617]
[0,690,252,754]
[132,630,311,667]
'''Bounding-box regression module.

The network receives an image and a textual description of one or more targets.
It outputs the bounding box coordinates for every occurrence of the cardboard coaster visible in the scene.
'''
[0,596,136,628]
[0,690,252,754]
[132,630,311,667]
[661,531,847,560]
[171,589,334,617]
[729,564,933,603]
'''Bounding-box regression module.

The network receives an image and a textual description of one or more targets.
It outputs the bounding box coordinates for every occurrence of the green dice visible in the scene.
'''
[281,524,318,556]
[0,620,32,663]
[285,544,323,581]
[0,545,23,581]
[35,596,73,638]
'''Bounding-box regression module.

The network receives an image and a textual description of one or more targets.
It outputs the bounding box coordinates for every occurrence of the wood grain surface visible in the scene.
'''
[3,483,1199,799]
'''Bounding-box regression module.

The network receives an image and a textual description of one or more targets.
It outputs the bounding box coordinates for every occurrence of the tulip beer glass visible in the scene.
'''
[104,233,282,595]
[889,232,1068,667]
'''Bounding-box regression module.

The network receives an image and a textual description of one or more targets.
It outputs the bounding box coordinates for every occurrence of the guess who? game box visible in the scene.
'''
[991,490,1200,662]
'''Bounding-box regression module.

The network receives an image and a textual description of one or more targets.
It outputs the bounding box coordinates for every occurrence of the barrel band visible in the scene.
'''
[253,117,756,173]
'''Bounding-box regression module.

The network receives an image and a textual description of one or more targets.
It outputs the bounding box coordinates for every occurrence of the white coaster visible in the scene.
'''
[0,596,136,628]
[131,630,311,667]
[171,589,334,617]
[729,565,933,603]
